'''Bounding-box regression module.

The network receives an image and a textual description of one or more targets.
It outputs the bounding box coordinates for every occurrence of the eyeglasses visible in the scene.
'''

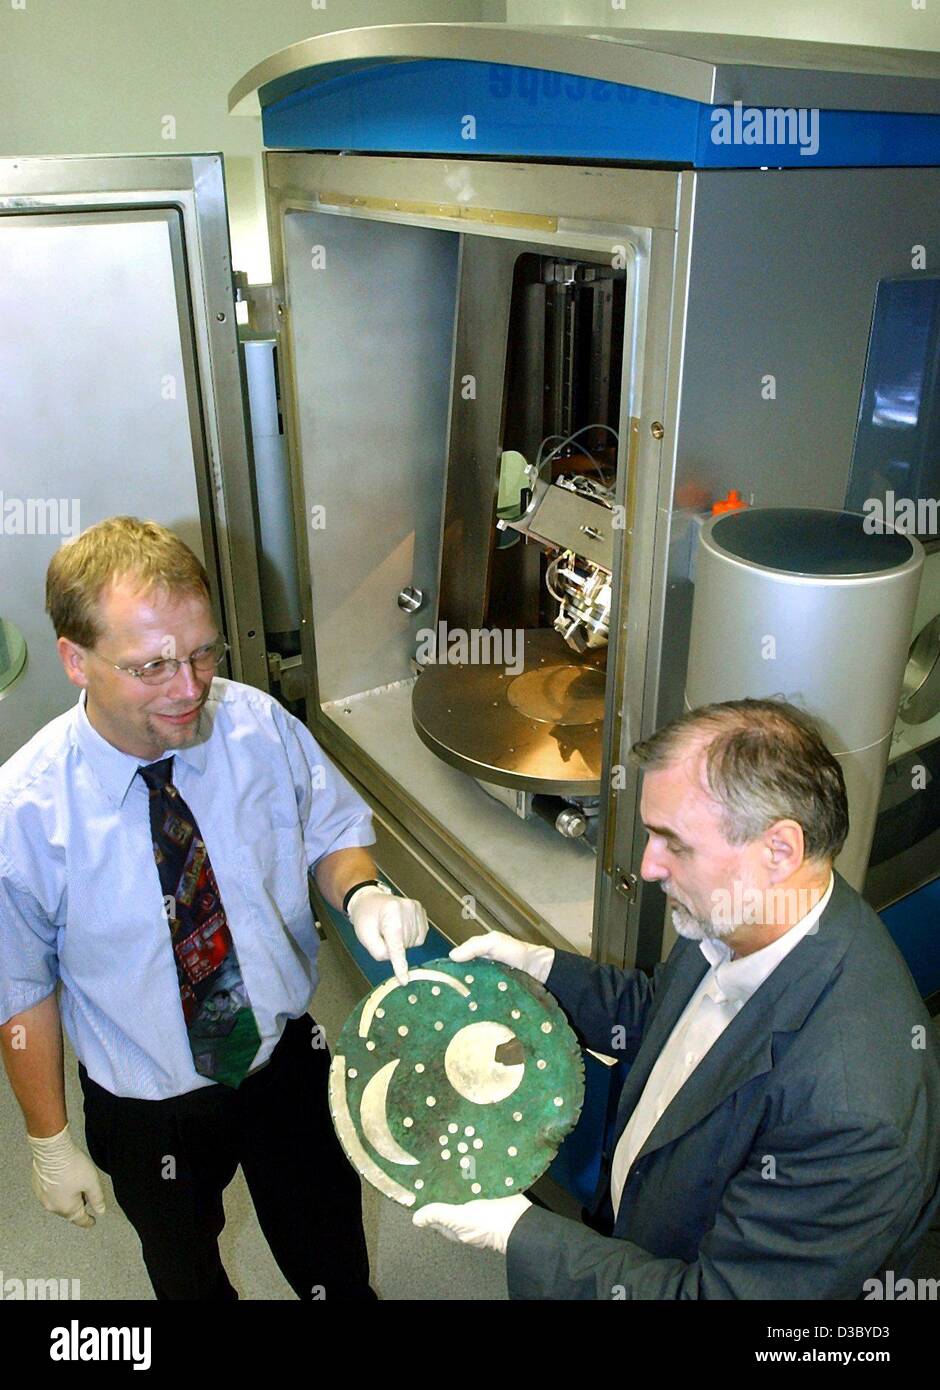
[91,638,230,686]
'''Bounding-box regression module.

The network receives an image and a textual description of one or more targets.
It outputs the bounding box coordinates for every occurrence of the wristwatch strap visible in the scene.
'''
[342,878,392,916]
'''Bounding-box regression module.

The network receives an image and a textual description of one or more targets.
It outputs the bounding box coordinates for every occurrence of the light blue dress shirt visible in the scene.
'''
[0,678,375,1099]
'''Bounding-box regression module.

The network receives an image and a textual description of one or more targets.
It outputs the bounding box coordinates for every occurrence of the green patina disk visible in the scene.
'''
[329,957,585,1210]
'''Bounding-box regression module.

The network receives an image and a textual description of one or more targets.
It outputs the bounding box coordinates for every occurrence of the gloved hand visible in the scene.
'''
[347,885,429,985]
[28,1123,106,1228]
[450,930,555,984]
[413,1194,532,1254]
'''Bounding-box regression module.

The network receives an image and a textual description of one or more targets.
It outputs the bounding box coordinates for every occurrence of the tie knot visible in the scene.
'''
[137,756,176,792]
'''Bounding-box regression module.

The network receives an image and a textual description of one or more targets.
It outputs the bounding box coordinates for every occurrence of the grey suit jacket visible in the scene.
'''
[507,871,940,1299]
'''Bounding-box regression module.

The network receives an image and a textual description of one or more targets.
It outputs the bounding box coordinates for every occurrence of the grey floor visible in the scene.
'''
[0,934,515,1301]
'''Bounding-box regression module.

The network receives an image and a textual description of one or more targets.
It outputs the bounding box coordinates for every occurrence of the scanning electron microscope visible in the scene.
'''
[412,256,626,851]
[222,24,940,991]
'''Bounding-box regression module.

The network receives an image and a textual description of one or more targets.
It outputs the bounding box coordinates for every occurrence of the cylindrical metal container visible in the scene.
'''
[243,337,302,636]
[685,508,924,888]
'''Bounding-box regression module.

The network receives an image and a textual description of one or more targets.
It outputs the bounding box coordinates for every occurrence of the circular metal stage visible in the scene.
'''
[411,628,606,796]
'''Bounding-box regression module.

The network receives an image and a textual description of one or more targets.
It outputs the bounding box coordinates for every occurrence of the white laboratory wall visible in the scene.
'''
[0,0,505,282]
[506,0,940,49]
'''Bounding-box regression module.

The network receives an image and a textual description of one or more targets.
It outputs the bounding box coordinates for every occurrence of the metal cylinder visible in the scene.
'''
[685,507,924,888]
[242,337,302,636]
[531,795,587,839]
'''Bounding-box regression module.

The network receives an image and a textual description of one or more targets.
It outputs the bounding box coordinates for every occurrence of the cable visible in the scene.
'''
[544,553,570,605]
[535,423,620,486]
[537,423,620,469]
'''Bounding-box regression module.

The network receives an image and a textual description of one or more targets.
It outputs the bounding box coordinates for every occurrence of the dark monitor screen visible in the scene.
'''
[845,275,940,541]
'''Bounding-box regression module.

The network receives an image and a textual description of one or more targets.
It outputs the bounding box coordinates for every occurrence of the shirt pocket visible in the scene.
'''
[235,827,310,933]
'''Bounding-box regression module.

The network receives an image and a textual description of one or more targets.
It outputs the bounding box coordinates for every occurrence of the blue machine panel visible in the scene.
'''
[881,880,940,1001]
[261,58,940,168]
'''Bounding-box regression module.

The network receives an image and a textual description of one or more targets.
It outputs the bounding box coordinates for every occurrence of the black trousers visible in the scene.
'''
[78,1013,374,1301]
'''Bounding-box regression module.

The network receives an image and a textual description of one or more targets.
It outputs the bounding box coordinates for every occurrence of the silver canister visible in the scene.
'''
[685,507,924,888]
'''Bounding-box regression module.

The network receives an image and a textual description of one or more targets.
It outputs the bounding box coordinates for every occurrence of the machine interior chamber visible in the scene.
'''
[281,205,641,953]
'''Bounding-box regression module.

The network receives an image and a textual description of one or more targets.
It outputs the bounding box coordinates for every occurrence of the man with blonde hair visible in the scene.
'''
[0,515,429,1300]
[415,698,940,1299]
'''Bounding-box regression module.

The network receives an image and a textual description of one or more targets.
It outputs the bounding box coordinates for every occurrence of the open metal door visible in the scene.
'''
[0,155,267,760]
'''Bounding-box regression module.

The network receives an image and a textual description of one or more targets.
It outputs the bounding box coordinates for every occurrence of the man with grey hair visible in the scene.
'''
[415,698,940,1299]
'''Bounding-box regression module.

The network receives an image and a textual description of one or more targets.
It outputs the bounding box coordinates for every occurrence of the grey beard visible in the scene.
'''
[669,900,736,943]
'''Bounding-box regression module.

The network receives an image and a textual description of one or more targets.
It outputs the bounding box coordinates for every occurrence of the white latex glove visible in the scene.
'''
[347,886,429,985]
[413,1195,532,1254]
[28,1123,106,1228]
[450,930,555,984]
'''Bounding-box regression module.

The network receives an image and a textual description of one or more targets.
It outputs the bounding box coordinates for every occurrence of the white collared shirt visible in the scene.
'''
[0,678,375,1098]
[610,872,834,1217]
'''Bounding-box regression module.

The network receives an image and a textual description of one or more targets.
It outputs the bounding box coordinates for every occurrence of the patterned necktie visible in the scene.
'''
[138,756,262,1088]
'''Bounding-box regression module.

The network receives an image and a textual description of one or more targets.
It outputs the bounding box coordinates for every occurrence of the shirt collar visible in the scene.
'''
[697,871,835,1004]
[73,688,210,807]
